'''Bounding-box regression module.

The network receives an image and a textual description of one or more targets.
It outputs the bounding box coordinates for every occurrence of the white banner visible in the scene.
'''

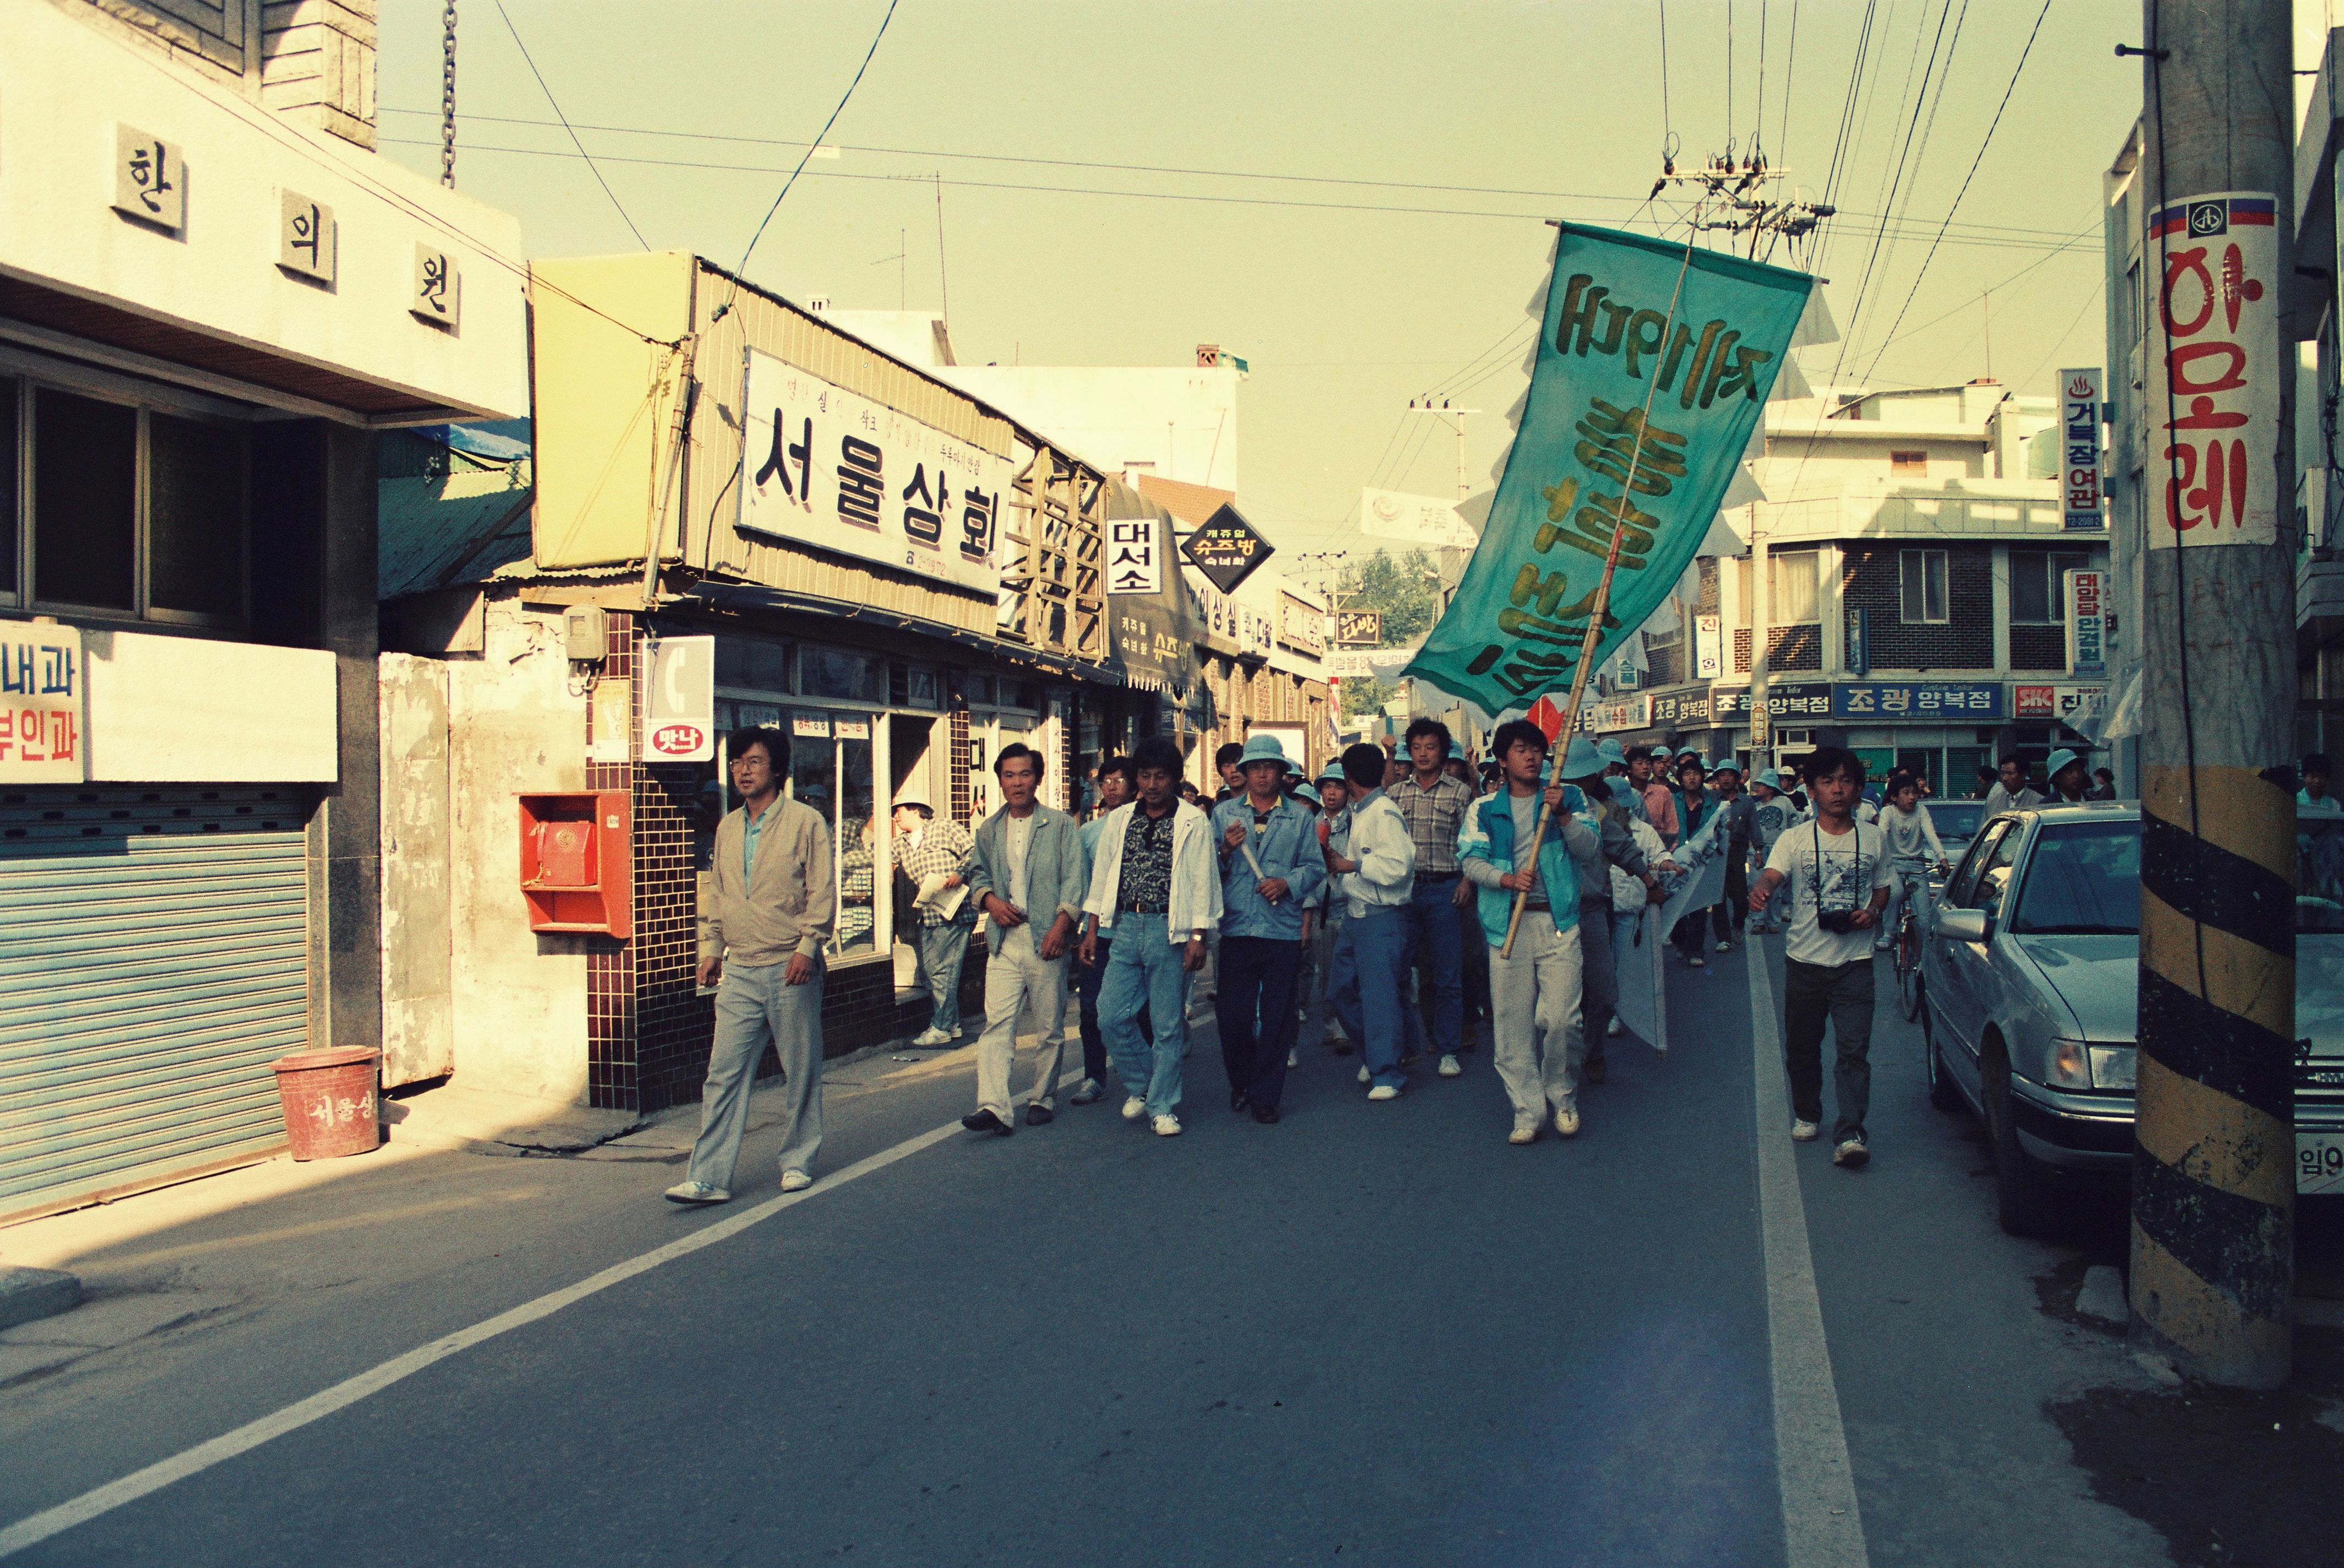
[1610,907,1667,1055]
[740,348,1012,593]
[2144,194,2280,549]
[1359,487,1478,550]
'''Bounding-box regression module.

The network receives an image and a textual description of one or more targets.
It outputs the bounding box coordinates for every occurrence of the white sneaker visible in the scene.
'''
[1605,1016,1623,1037]
[1791,1119,1820,1142]
[1688,954,1706,967]
[1357,1064,1371,1084]
[912,1027,953,1047]
[1152,1114,1182,1137]
[1121,1095,1147,1122]
[1834,1137,1871,1168]
[663,1180,729,1205]
[1366,1084,1401,1102]
[1873,937,1894,952]
[1508,1124,1539,1145]
[1553,1102,1582,1137]
[1287,1049,1299,1068]
[1716,938,1733,953]
[779,1168,812,1193]
[1437,1054,1462,1078]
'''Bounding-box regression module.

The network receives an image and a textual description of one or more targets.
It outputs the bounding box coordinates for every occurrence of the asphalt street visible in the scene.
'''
[1,937,2189,1566]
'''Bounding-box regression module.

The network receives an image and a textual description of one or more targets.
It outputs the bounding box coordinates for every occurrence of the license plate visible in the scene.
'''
[2298,1134,2344,1194]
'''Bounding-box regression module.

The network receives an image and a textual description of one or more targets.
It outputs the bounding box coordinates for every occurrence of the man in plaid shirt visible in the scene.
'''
[891,787,976,1046]
[1387,717,1478,1078]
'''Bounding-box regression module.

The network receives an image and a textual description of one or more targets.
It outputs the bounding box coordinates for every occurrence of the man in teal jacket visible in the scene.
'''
[1459,719,1600,1143]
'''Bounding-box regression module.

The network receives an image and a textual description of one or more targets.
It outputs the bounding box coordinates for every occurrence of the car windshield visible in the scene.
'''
[1928,801,1985,844]
[2011,822,2140,935]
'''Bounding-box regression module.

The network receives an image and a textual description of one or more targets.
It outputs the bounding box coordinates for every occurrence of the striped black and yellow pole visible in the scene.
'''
[2127,0,2296,1391]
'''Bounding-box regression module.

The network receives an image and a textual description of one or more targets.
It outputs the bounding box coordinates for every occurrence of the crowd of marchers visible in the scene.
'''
[656,714,2134,1208]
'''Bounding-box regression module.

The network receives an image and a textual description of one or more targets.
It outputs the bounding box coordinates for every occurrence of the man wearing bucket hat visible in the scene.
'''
[1301,763,1354,1056]
[889,782,977,1049]
[2044,747,2093,805]
[1209,735,1326,1122]
[1706,761,1756,954]
[1747,769,1802,933]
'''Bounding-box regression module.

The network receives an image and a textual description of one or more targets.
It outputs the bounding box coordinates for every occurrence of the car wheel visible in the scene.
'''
[1980,1038,2058,1238]
[1920,982,1961,1113]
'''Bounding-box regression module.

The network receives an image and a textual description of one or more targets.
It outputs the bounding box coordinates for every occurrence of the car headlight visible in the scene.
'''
[2088,1045,2138,1090]
[2048,1038,2091,1088]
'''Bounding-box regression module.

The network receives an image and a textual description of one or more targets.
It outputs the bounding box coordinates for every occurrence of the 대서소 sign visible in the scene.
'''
[2145,193,2279,549]
[1404,223,1813,713]
[739,348,1013,593]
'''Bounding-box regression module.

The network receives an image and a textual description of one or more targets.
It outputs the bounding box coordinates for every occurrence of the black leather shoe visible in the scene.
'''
[961,1109,1013,1136]
[1024,1102,1054,1126]
[1230,1088,1250,1113]
[1584,1053,1608,1084]
[1251,1103,1281,1125]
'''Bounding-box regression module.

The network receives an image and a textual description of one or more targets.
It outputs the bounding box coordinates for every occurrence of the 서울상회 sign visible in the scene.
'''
[1831,681,2003,721]
[2145,194,2280,548]
[740,348,1013,595]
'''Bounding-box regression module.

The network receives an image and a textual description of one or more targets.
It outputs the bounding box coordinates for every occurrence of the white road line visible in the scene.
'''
[0,1057,1082,1561]
[1744,947,1873,1568]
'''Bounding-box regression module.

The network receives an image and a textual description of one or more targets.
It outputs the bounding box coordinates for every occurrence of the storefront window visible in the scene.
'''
[800,647,882,702]
[716,637,790,691]
[837,718,876,955]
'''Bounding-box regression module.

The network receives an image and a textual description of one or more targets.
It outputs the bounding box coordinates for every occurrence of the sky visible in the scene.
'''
[376,0,2144,563]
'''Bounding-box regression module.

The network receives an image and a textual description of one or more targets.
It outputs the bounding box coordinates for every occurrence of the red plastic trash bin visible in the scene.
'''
[270,1047,382,1160]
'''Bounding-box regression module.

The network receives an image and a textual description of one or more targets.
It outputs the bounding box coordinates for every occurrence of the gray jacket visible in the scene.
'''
[1566,791,1652,905]
[967,801,1088,956]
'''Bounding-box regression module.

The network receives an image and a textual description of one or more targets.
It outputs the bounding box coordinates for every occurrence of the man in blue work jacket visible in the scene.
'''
[1209,734,1326,1123]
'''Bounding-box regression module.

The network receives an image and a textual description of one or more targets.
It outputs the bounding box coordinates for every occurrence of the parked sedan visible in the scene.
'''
[1918,801,2344,1236]
[1918,799,1987,867]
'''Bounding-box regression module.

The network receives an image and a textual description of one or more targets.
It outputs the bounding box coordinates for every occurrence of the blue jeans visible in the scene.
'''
[1101,913,1192,1117]
[1403,877,1466,1055]
[1076,937,1152,1082]
[916,921,973,1035]
[1331,904,1410,1089]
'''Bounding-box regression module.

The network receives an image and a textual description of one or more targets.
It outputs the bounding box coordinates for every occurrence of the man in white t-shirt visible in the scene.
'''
[1748,747,1894,1169]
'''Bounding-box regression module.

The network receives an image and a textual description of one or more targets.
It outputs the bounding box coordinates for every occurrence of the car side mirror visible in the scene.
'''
[1936,907,1990,943]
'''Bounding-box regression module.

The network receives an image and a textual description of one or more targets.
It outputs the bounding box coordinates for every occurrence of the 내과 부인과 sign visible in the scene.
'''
[1405,224,1813,714]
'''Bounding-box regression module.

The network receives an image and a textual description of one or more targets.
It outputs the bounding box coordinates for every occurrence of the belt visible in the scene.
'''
[1119,903,1169,916]
[1417,869,1462,881]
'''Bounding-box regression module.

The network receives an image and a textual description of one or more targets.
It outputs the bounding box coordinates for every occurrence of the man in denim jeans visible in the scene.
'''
[1210,734,1326,1123]
[667,726,833,1205]
[1068,756,1147,1105]
[1080,736,1222,1137]
[1386,718,1477,1078]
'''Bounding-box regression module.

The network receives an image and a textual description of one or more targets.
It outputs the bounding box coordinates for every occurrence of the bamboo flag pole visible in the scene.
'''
[1498,233,1702,959]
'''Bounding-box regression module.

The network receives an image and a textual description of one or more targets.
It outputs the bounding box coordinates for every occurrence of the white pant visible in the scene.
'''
[975,924,1070,1119]
[1486,911,1586,1126]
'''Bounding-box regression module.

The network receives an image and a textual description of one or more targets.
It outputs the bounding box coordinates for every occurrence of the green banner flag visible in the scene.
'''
[1404,225,1814,715]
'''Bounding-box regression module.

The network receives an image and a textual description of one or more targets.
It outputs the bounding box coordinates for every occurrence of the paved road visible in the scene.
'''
[2,938,2179,1565]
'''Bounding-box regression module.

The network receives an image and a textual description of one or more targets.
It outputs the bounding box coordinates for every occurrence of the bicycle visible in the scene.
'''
[1890,860,1945,1022]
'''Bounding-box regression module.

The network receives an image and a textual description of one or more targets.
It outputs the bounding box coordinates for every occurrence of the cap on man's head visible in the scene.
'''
[1293,783,1323,808]
[1562,736,1605,780]
[893,784,934,816]
[2047,747,2084,781]
[1596,739,1628,768]
[1238,733,1293,773]
[1754,768,1783,791]
[1448,741,1469,762]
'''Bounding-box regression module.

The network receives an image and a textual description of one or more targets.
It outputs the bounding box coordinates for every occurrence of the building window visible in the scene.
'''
[2011,549,2092,624]
[798,646,882,702]
[715,637,790,693]
[13,382,248,625]
[1890,450,1929,477]
[1736,549,1820,626]
[1900,550,1949,623]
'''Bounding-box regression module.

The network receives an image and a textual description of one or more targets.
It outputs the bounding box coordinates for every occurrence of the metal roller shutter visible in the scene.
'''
[0,786,310,1220]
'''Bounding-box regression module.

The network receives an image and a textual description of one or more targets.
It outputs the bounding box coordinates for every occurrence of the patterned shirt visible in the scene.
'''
[891,817,973,927]
[1117,805,1178,913]
[1385,770,1477,876]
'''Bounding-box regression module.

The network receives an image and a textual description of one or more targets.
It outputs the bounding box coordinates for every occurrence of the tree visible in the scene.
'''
[1340,675,1395,719]
[1343,549,1441,645]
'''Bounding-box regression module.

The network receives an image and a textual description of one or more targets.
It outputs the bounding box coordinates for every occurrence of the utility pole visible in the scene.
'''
[2127,0,2298,1391]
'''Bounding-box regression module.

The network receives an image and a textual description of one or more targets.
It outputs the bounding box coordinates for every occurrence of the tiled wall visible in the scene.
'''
[1840,544,1994,670]
[1730,624,1823,673]
[586,612,642,1111]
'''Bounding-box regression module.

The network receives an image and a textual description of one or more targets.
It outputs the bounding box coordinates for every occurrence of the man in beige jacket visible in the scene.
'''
[666,726,834,1205]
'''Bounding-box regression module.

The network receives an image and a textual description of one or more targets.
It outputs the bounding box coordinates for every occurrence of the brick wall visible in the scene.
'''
[949,704,972,827]
[1732,625,1822,672]
[586,612,642,1112]
[2009,625,2067,671]
[632,764,713,1112]
[1840,544,1993,670]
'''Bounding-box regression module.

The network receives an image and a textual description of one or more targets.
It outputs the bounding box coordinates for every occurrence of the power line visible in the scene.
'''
[381,137,2095,256]
[714,0,903,321]
[1857,0,2052,382]
[375,107,2087,247]
[2011,280,2104,396]
[491,0,647,248]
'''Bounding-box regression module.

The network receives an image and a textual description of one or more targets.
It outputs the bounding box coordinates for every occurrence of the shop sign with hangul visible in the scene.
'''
[2144,194,2279,549]
[2058,367,2104,530]
[0,625,85,783]
[112,125,183,231]
[740,348,1013,596]
[1831,681,2003,721]
[278,191,337,284]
